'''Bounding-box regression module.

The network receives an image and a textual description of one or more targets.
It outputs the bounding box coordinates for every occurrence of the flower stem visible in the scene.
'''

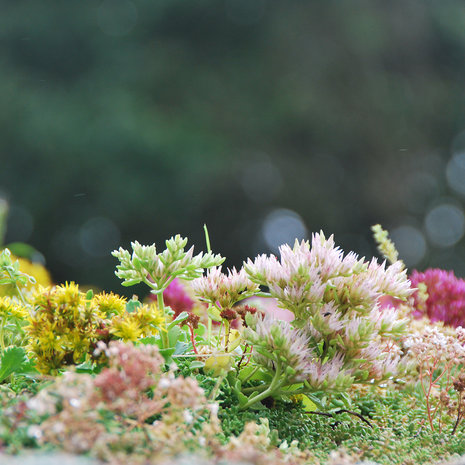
[224,320,230,352]
[0,317,5,351]
[240,359,283,410]
[157,291,169,349]
[209,370,228,402]
[6,268,27,306]
[189,325,198,354]
[207,315,212,345]
[452,391,463,436]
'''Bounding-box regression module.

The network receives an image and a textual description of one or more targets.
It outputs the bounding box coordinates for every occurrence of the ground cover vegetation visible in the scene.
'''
[1,225,465,464]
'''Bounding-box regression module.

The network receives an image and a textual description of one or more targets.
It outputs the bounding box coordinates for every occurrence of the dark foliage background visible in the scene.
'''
[2,1,465,293]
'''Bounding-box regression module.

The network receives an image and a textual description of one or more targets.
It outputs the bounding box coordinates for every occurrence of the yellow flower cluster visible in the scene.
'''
[109,302,165,341]
[26,283,165,373]
[93,291,127,317]
[0,295,28,320]
[27,282,99,373]
[0,295,29,349]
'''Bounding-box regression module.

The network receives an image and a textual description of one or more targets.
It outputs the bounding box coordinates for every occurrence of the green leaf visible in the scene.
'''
[126,299,141,313]
[75,361,95,374]
[0,347,27,383]
[285,365,296,377]
[168,311,189,329]
[237,391,249,407]
[255,347,275,360]
[189,360,205,369]
[339,392,352,409]
[15,360,39,378]
[122,279,142,287]
[194,323,206,337]
[207,306,222,322]
[331,398,345,409]
[174,341,189,355]
[306,393,325,410]
[167,325,181,347]
[4,242,39,260]
[238,366,255,382]
[159,347,176,362]
[234,378,242,392]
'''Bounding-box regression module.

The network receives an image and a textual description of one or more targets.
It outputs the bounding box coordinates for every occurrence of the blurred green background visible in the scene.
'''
[2,0,465,293]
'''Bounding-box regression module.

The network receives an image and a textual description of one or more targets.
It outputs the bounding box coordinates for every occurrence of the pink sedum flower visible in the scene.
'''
[410,268,465,327]
[191,266,259,309]
[164,278,195,318]
[244,296,295,322]
[148,277,195,318]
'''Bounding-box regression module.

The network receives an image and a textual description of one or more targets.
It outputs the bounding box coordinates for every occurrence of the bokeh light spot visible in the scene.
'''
[406,172,439,212]
[424,204,465,248]
[446,152,465,196]
[79,217,120,258]
[390,225,427,267]
[262,208,307,253]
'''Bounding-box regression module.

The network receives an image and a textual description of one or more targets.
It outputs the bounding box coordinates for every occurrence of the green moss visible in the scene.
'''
[216,386,465,464]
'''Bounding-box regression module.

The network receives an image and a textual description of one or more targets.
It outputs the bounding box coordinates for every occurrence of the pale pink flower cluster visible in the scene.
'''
[365,259,412,300]
[403,326,465,432]
[245,232,413,321]
[26,342,211,457]
[359,339,403,379]
[191,266,260,309]
[242,232,414,390]
[307,233,362,280]
[369,305,408,336]
[245,313,315,382]
[245,312,354,390]
[404,326,465,365]
[306,353,353,390]
[244,239,327,318]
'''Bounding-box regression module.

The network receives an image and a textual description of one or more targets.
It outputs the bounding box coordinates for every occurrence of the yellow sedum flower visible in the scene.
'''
[0,295,28,319]
[93,291,127,317]
[134,303,165,329]
[26,282,101,373]
[26,281,164,373]
[204,354,231,376]
[0,295,29,349]
[54,281,83,309]
[109,316,143,341]
[108,302,164,341]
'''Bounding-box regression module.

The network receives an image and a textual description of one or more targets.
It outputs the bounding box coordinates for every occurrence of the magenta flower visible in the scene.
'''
[410,268,465,327]
[152,278,195,318]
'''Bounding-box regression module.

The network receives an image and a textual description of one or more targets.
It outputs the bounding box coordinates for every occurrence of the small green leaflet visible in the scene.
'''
[0,347,28,383]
